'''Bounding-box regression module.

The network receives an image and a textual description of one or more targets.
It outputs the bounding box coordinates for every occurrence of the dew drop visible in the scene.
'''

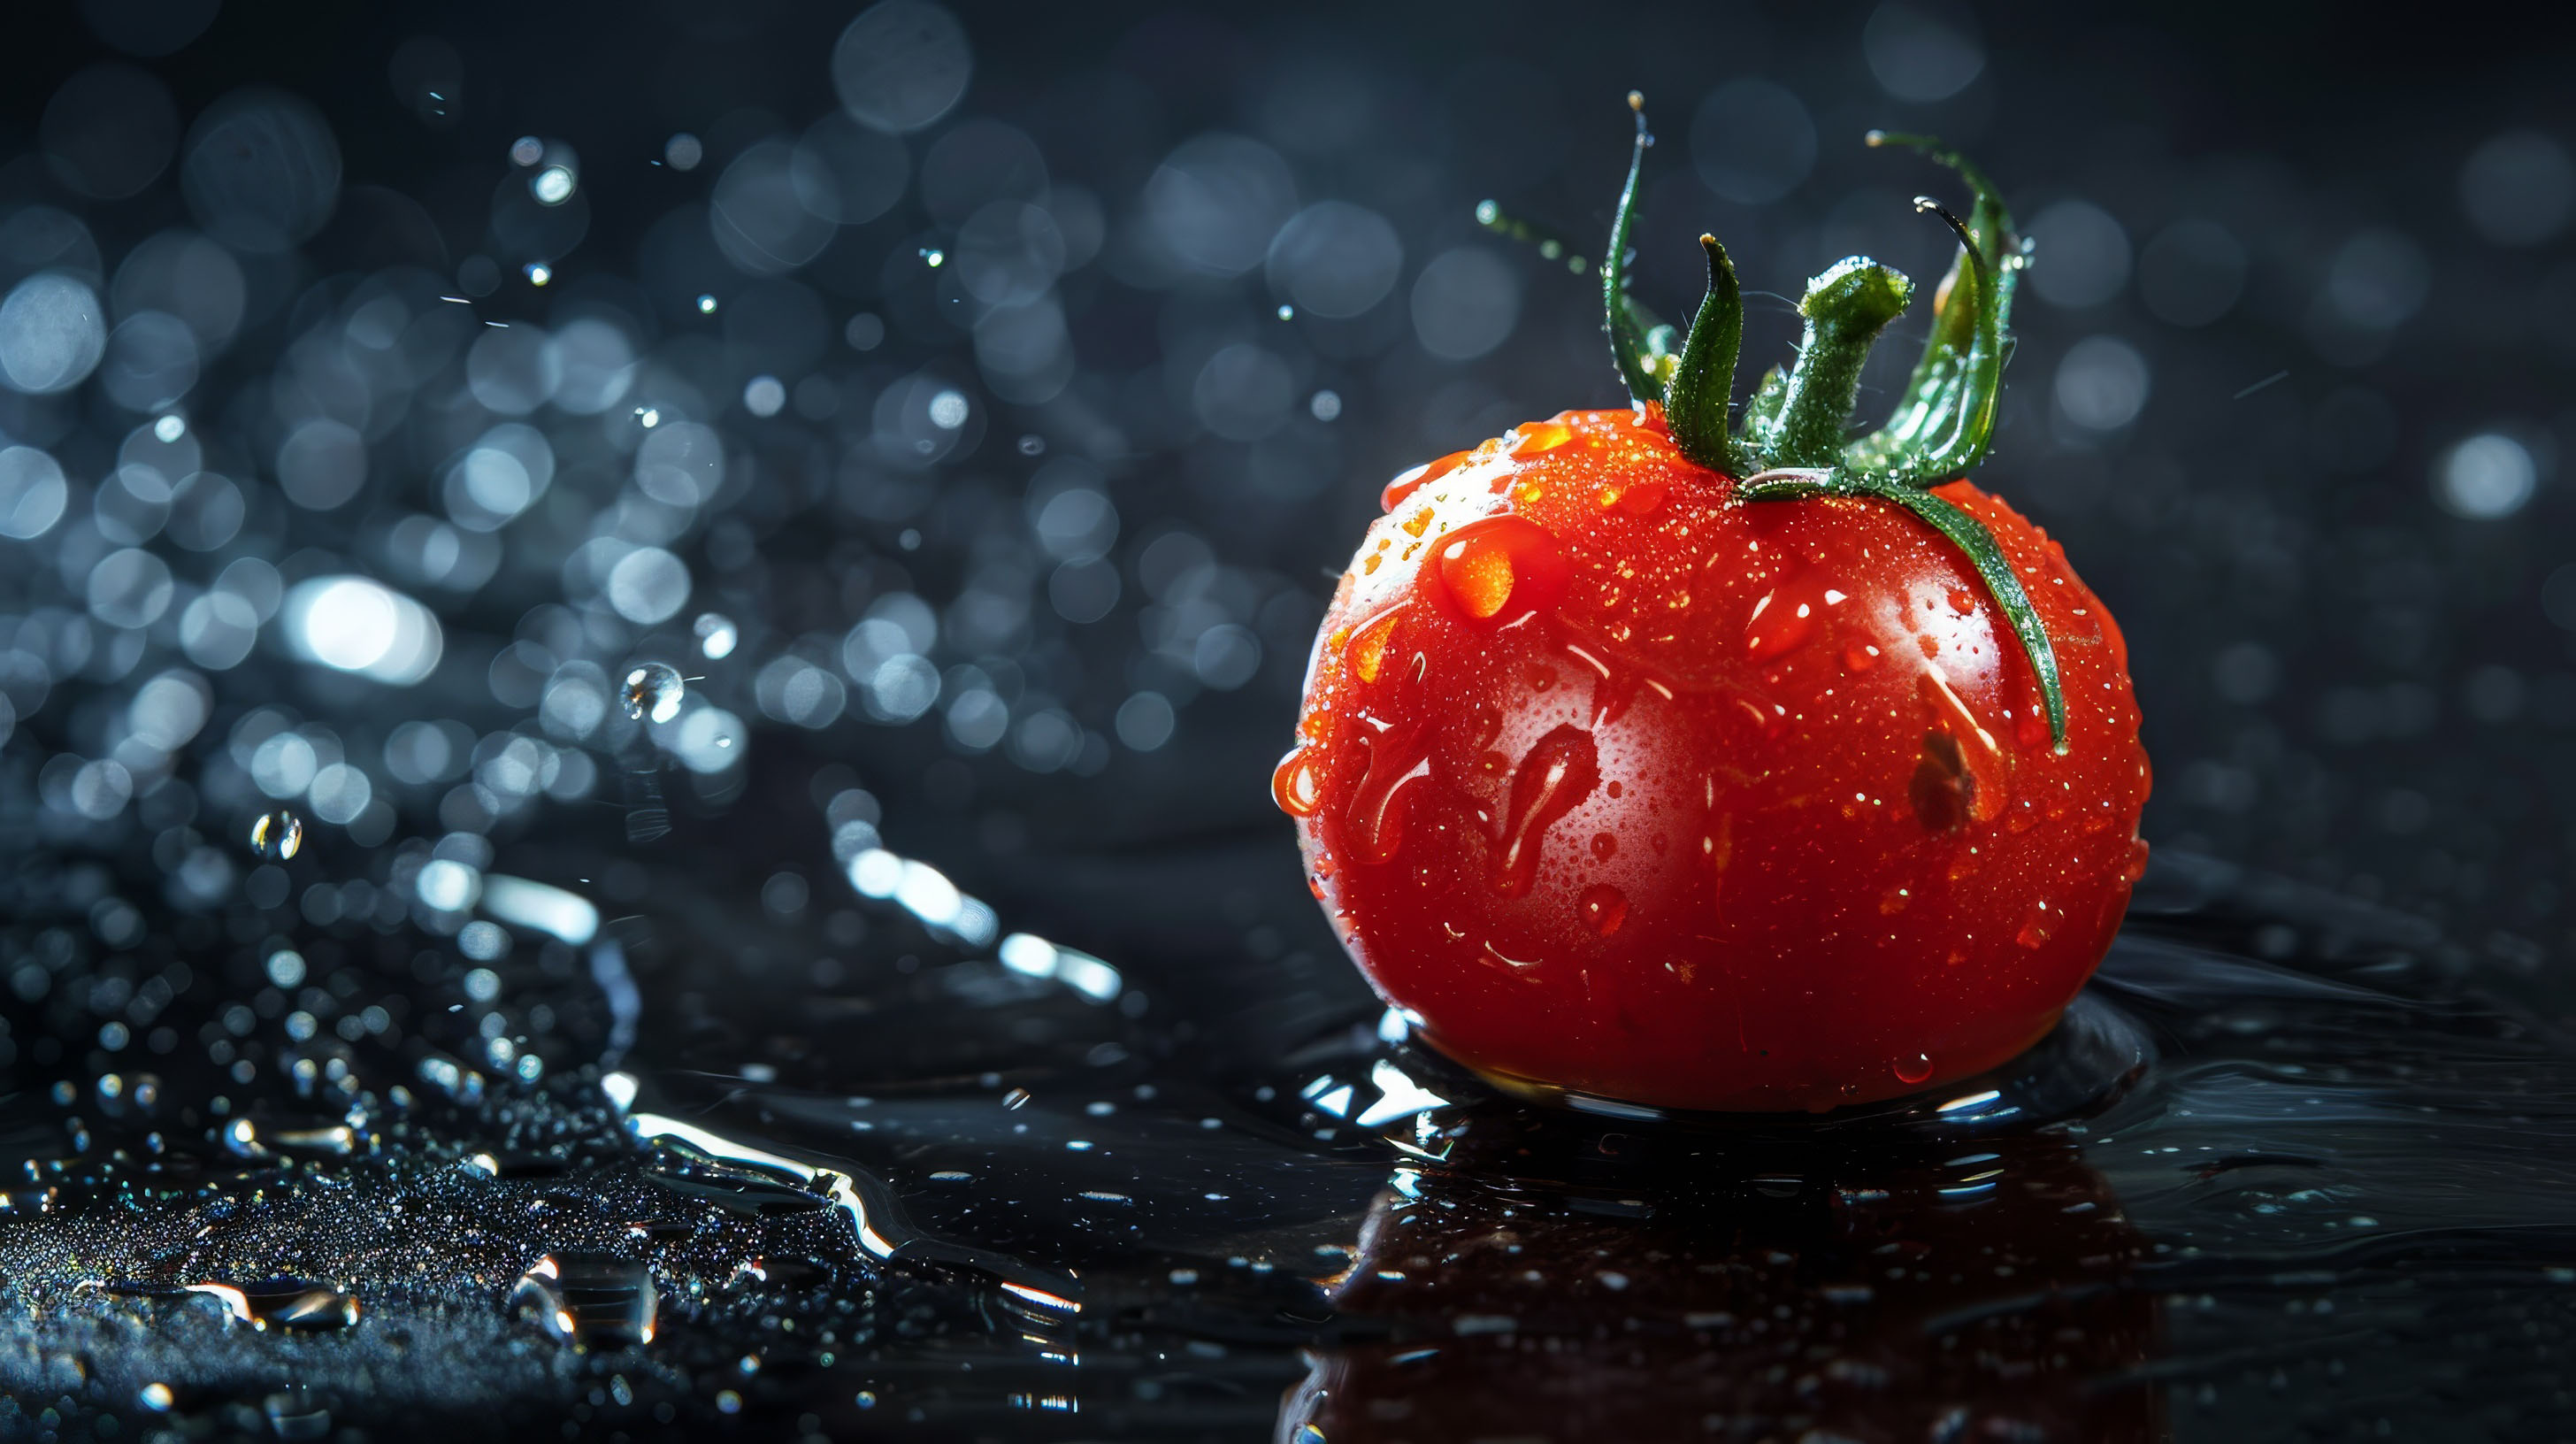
[1578,883,1628,937]
[1492,726,1599,897]
[1271,749,1324,818]
[1590,831,1618,862]
[1512,420,1573,457]
[1432,515,1568,628]
[1893,1053,1934,1085]
[1344,604,1404,684]
[2121,836,2151,883]
[1947,587,1977,615]
[1346,727,1433,865]
[622,662,685,724]
[1381,450,1469,511]
[2017,902,2055,949]
[1595,480,1666,515]
[249,810,303,861]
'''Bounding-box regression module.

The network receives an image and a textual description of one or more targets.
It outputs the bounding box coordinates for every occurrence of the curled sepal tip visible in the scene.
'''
[1846,133,2022,482]
[1664,234,1745,475]
[1736,466,2068,751]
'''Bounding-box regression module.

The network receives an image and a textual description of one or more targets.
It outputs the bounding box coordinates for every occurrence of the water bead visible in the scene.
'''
[249,810,303,860]
[622,662,686,724]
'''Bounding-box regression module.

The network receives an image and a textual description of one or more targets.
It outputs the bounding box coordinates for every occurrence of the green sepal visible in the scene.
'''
[1664,235,1746,475]
[1735,466,2068,752]
[1845,132,2025,482]
[1603,94,1666,405]
[1765,257,1915,469]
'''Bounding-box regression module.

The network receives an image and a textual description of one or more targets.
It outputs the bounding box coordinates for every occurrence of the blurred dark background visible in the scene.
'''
[4,0,2576,1025]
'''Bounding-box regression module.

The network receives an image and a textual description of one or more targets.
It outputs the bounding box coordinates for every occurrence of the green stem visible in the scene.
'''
[1736,467,2068,751]
[1765,258,1913,468]
[1664,234,1745,475]
[1603,92,1667,404]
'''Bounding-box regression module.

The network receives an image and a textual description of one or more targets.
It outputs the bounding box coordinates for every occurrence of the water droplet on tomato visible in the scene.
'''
[2016,902,2055,949]
[1345,604,1404,685]
[1381,450,1469,511]
[1947,587,1976,615]
[1432,515,1568,628]
[1589,831,1617,862]
[1913,667,2009,826]
[1892,1053,1934,1085]
[2121,837,2150,883]
[1844,640,1882,672]
[1492,726,1599,897]
[1512,420,1573,457]
[1578,884,1628,937]
[1271,749,1324,818]
[1346,727,1433,865]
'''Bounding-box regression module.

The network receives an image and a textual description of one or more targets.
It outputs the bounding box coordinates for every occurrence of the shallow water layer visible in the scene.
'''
[4,830,2573,1442]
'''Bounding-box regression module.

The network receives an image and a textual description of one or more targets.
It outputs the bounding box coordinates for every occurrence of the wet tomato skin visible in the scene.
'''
[1281,408,2150,1113]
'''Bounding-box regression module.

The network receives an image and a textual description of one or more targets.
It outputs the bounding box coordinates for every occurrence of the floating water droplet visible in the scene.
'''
[1432,515,1568,627]
[511,1253,657,1348]
[1893,1053,1935,1085]
[1578,883,1628,937]
[1270,749,1324,818]
[622,663,685,724]
[138,1382,173,1412]
[693,612,738,659]
[249,810,303,860]
[696,293,718,313]
[1493,726,1600,897]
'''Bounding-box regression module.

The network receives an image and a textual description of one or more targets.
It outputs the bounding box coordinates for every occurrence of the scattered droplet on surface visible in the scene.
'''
[622,663,685,724]
[249,810,303,860]
[511,1253,657,1348]
[1893,1053,1935,1085]
[181,1279,361,1331]
[264,1386,332,1440]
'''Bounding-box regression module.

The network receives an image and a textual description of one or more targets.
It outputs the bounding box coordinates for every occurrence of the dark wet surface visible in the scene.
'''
[6,816,2576,1440]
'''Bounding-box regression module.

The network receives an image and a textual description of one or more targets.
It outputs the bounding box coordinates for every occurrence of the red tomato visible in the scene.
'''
[1276,407,2149,1112]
